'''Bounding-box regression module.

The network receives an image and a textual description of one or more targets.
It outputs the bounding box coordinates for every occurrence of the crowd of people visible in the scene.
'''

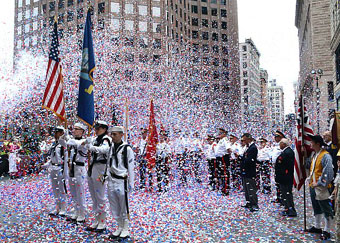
[4,118,333,241]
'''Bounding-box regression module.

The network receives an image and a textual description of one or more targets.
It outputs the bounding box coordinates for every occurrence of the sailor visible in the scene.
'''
[84,121,112,232]
[43,126,68,217]
[156,131,171,192]
[59,122,88,223]
[107,126,135,240]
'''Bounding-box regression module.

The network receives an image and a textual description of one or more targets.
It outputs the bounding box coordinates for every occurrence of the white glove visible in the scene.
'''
[41,162,50,169]
[85,137,93,144]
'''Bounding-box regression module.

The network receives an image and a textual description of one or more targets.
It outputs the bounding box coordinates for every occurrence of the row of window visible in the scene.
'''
[191,18,227,29]
[191,31,228,41]
[191,6,227,17]
[111,3,161,17]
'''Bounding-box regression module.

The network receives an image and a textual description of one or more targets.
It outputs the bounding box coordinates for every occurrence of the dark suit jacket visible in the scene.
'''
[326,143,338,175]
[241,143,258,178]
[275,146,295,185]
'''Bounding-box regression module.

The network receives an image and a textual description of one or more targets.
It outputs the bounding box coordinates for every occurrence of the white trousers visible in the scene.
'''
[69,166,86,214]
[87,163,107,215]
[50,167,66,207]
[107,178,128,220]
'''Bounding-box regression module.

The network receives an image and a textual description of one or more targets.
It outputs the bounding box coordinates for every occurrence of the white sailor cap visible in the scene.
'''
[55,126,65,132]
[94,120,108,129]
[108,126,124,133]
[74,122,87,130]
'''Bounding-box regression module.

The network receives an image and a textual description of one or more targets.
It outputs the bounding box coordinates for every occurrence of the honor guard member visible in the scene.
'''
[229,133,242,191]
[270,130,285,204]
[84,121,112,232]
[205,135,217,190]
[156,131,171,192]
[59,123,88,223]
[215,128,231,195]
[189,132,203,183]
[107,126,135,240]
[43,126,68,217]
[257,138,272,194]
[137,128,150,189]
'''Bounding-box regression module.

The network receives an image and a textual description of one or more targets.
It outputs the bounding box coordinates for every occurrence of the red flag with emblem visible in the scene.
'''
[145,100,158,170]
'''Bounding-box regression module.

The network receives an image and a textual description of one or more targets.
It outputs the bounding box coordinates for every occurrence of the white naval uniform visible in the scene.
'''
[257,145,271,162]
[270,143,281,165]
[48,141,68,211]
[107,142,135,220]
[60,137,88,219]
[230,142,241,160]
[215,137,231,158]
[86,134,111,221]
[107,142,135,237]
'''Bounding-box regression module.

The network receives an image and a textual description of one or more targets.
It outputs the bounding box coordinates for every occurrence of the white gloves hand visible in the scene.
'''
[85,137,93,144]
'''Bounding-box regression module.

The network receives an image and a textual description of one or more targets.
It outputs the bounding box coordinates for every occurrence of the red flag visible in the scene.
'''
[146,100,158,170]
[293,96,314,190]
[42,19,66,121]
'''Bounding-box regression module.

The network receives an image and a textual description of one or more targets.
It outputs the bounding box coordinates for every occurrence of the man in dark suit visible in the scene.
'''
[240,133,259,212]
[275,138,297,217]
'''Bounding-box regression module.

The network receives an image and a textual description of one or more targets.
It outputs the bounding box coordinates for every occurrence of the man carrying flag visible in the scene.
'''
[145,100,158,191]
[77,7,95,128]
[41,18,68,217]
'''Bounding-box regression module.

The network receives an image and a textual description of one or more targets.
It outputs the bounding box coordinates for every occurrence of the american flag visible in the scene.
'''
[293,96,314,190]
[42,19,66,121]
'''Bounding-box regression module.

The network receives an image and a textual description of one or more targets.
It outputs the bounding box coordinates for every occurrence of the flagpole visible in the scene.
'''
[301,94,307,232]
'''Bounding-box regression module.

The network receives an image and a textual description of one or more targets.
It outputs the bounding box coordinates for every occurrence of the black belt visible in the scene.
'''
[74,161,85,166]
[110,171,127,180]
[88,160,107,177]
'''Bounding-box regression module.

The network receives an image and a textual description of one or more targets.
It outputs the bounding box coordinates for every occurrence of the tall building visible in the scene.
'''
[14,0,240,123]
[268,79,285,131]
[260,68,269,131]
[330,0,340,110]
[239,38,261,127]
[295,0,335,133]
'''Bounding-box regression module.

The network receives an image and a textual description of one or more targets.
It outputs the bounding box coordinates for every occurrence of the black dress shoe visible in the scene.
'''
[108,234,120,240]
[95,228,106,233]
[241,203,251,208]
[320,231,331,240]
[307,226,322,234]
[280,210,288,216]
[85,226,97,231]
[287,208,297,217]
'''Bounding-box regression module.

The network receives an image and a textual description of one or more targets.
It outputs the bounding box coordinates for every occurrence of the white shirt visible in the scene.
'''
[156,141,171,159]
[60,137,88,164]
[257,145,271,161]
[205,142,217,160]
[230,142,241,160]
[270,143,281,164]
[215,137,231,157]
[109,142,135,188]
[138,138,147,156]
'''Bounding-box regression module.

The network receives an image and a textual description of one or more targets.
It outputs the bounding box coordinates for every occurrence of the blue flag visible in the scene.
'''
[77,10,95,127]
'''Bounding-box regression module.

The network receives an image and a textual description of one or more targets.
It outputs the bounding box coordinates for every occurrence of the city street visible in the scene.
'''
[0,174,335,242]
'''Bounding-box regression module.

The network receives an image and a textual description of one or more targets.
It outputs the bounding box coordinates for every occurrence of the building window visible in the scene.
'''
[139,21,147,32]
[18,12,22,22]
[202,19,208,27]
[221,0,226,5]
[111,19,119,31]
[202,44,209,53]
[77,8,84,19]
[138,5,147,16]
[98,2,105,14]
[243,71,248,77]
[221,9,227,17]
[243,79,248,86]
[223,59,228,67]
[33,21,38,30]
[152,7,160,17]
[111,3,120,13]
[58,0,65,9]
[140,37,148,48]
[192,30,198,39]
[202,6,207,15]
[18,0,23,8]
[221,21,227,29]
[192,18,198,26]
[211,8,217,16]
[67,11,74,22]
[153,23,161,33]
[26,9,30,19]
[125,20,134,31]
[336,45,340,84]
[191,5,198,14]
[222,34,228,42]
[33,7,38,17]
[212,20,218,28]
[125,4,134,14]
[153,39,161,49]
[25,0,30,5]
[212,33,218,41]
[243,62,247,68]
[153,55,160,65]
[328,81,334,101]
[68,0,74,7]
[202,32,209,40]
[25,23,30,33]
[213,58,219,66]
[49,1,55,11]
[212,45,219,53]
